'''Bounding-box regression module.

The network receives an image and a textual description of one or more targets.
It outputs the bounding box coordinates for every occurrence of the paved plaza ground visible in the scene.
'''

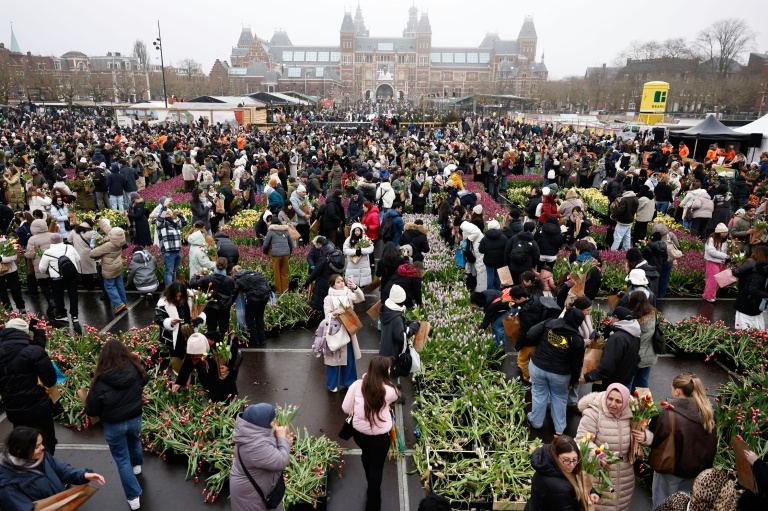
[0,289,733,510]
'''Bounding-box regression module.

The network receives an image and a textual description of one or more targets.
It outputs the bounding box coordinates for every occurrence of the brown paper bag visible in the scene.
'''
[76,388,100,424]
[338,308,363,336]
[364,278,381,292]
[190,302,206,320]
[733,436,759,493]
[607,294,620,313]
[47,385,61,404]
[287,224,301,242]
[215,356,230,380]
[33,483,98,511]
[366,300,382,321]
[414,321,430,352]
[629,420,645,464]
[310,219,321,234]
[497,266,514,287]
[503,314,521,341]
[581,345,604,384]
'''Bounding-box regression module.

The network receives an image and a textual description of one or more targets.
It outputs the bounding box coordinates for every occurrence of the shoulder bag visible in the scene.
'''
[325,314,350,352]
[652,314,667,355]
[649,410,676,474]
[236,447,285,509]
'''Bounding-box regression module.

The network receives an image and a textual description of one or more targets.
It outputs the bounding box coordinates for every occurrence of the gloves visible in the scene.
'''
[589,330,599,340]
[192,317,205,328]
[355,248,362,256]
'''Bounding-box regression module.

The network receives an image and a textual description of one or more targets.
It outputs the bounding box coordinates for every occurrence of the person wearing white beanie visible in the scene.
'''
[479,219,508,291]
[379,284,420,361]
[473,205,483,215]
[172,332,240,403]
[702,223,730,303]
[542,187,551,196]
[290,185,311,245]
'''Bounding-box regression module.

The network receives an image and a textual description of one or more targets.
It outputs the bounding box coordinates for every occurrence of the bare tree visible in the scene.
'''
[0,64,18,104]
[132,40,150,71]
[178,58,201,80]
[86,72,111,103]
[56,72,88,107]
[695,18,755,75]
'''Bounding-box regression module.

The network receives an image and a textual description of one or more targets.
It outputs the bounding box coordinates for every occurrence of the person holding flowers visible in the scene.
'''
[155,281,207,372]
[172,332,240,403]
[262,215,295,293]
[188,229,216,281]
[342,223,374,288]
[638,373,717,509]
[526,435,600,511]
[126,192,151,247]
[190,257,235,334]
[230,403,293,511]
[89,227,129,316]
[0,237,26,314]
[576,383,646,511]
[580,306,640,392]
[702,223,730,303]
[323,274,365,392]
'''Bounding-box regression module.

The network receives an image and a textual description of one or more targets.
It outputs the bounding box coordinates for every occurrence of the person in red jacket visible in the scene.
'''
[361,201,381,271]
[538,188,561,225]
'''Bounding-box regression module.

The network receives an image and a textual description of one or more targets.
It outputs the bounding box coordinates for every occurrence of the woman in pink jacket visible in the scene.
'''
[341,356,399,511]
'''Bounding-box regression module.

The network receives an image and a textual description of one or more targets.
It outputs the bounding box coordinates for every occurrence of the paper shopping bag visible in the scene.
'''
[607,294,620,313]
[76,388,100,424]
[366,301,382,322]
[497,266,514,287]
[502,314,521,342]
[714,268,738,288]
[33,483,98,511]
[338,308,363,337]
[413,321,431,352]
[733,436,759,493]
[581,345,604,384]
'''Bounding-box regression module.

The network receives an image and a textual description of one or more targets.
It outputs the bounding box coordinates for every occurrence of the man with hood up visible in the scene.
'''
[580,306,641,391]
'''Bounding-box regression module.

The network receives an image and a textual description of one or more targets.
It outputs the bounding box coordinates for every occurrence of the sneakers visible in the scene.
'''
[114,304,128,314]
[132,465,142,475]
[128,497,140,510]
[54,314,68,322]
[72,316,79,323]
[329,387,338,393]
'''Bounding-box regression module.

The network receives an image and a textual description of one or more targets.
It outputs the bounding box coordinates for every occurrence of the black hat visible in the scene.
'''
[612,306,634,321]
[625,248,643,263]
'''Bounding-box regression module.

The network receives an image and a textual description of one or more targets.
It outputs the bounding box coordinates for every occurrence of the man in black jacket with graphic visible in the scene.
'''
[580,306,640,391]
[0,317,58,453]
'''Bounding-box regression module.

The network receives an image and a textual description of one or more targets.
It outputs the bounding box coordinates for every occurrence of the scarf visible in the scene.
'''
[6,453,45,470]
[214,268,227,276]
[328,286,351,308]
[605,383,631,418]
[576,252,592,263]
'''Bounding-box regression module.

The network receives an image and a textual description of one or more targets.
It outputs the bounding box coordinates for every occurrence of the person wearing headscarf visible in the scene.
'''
[126,192,151,246]
[230,403,293,511]
[526,307,586,436]
[655,468,735,511]
[576,383,651,511]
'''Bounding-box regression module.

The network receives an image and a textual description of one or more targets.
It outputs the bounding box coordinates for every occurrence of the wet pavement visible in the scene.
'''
[0,288,735,510]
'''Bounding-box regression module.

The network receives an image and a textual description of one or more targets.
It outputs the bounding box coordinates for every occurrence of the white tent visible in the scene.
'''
[734,114,768,161]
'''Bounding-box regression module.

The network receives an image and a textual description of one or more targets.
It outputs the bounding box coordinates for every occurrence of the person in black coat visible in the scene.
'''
[525,436,599,511]
[503,210,524,239]
[346,188,366,223]
[172,333,241,403]
[233,268,271,346]
[254,210,272,245]
[0,427,106,511]
[732,175,751,210]
[564,207,592,246]
[190,257,236,334]
[84,340,148,506]
[524,188,542,221]
[305,238,344,313]
[126,193,151,247]
[732,246,768,329]
[534,216,563,270]
[0,318,57,454]
[580,306,641,391]
[478,220,509,290]
[381,262,423,309]
[410,171,428,214]
[378,284,419,359]
[213,232,239,273]
[400,220,430,262]
[505,223,541,284]
[606,172,626,204]
[319,191,346,246]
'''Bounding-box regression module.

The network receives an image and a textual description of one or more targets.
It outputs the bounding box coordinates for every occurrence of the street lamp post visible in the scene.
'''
[153,20,168,107]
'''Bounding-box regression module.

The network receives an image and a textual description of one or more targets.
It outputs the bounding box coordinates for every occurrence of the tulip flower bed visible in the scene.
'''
[463,182,510,223]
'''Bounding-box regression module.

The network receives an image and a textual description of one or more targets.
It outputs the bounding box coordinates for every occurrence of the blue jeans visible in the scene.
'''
[656,201,670,215]
[162,251,182,286]
[486,267,501,291]
[528,361,570,435]
[326,345,358,390]
[611,223,632,250]
[104,276,128,309]
[658,260,673,299]
[630,366,652,393]
[103,416,143,500]
[109,194,124,211]
[492,309,514,350]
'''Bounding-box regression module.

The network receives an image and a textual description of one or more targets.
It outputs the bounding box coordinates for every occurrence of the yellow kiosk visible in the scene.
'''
[637,81,669,125]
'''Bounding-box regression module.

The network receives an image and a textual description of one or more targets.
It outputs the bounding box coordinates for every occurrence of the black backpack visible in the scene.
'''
[380,215,395,242]
[53,247,78,279]
[509,240,529,265]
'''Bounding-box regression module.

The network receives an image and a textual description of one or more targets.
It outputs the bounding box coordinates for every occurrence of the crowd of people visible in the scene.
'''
[0,105,767,511]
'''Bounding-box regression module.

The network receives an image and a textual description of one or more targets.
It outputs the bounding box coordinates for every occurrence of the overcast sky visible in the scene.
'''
[3,0,767,79]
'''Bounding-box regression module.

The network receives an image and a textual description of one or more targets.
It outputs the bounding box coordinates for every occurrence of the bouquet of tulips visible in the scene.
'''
[356,237,372,249]
[0,237,19,258]
[577,433,622,500]
[628,390,673,462]
[189,288,213,320]
[274,403,300,428]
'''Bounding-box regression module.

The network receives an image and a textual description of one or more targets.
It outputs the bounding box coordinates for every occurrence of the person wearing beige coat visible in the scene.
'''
[576,385,651,511]
[322,274,365,392]
[90,227,129,314]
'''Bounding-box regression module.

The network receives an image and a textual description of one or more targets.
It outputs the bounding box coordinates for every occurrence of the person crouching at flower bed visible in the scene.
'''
[230,403,293,511]
[526,307,586,436]
[526,435,600,511]
[731,244,768,330]
[640,374,716,509]
[575,383,649,511]
[233,266,271,346]
[324,274,365,392]
[171,332,240,403]
[155,281,206,372]
[342,356,399,511]
[190,258,234,334]
[470,286,513,351]
[702,224,729,303]
[84,340,148,510]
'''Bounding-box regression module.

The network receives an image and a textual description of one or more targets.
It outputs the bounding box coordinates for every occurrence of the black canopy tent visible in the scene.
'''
[668,114,752,160]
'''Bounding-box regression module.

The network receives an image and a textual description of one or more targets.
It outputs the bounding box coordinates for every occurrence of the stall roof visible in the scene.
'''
[676,114,752,139]
[734,114,768,136]
[122,101,264,110]
[247,92,308,106]
[280,91,320,103]
[188,96,266,107]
